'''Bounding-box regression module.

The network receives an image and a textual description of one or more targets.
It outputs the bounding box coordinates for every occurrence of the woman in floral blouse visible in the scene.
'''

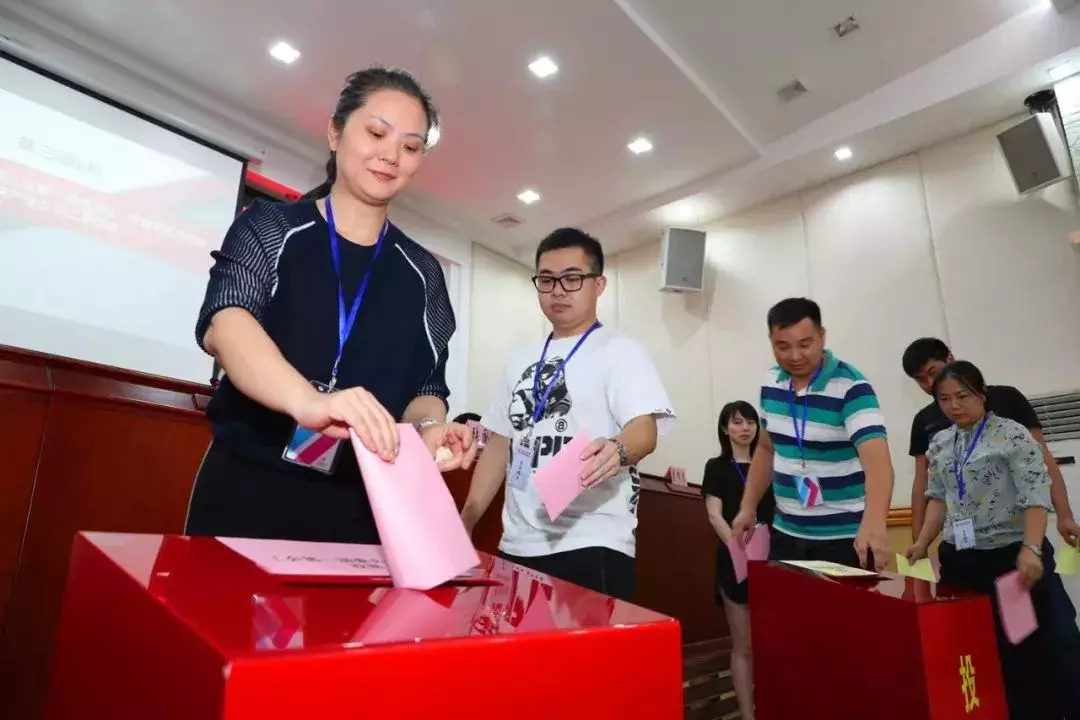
[906,360,1072,718]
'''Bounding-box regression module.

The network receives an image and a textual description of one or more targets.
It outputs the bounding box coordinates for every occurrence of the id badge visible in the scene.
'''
[282,381,342,475]
[508,434,534,490]
[795,475,823,508]
[953,515,976,550]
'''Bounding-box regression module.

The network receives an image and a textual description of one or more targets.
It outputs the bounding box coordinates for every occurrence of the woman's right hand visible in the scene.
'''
[904,542,927,565]
[292,386,399,462]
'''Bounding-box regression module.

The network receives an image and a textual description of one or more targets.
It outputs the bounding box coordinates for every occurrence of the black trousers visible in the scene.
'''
[768,529,861,567]
[939,542,1065,719]
[498,547,636,602]
[185,443,380,544]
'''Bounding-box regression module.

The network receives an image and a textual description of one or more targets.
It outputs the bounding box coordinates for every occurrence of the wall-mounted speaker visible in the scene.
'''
[997,112,1072,195]
[659,227,706,293]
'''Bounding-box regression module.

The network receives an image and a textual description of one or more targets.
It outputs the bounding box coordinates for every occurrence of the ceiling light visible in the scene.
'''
[1048,61,1079,82]
[528,56,558,79]
[517,188,541,205]
[834,146,853,161]
[269,41,301,65]
[628,137,653,155]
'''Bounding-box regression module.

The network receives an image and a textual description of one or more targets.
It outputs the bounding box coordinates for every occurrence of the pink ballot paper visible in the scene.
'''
[726,539,749,583]
[534,432,593,521]
[995,570,1038,645]
[745,524,771,562]
[350,425,479,590]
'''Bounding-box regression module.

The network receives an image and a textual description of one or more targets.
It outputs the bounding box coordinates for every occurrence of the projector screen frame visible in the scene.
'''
[0,49,250,199]
[1,49,250,386]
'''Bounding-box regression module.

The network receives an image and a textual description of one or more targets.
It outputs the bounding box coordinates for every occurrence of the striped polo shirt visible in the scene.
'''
[760,350,887,540]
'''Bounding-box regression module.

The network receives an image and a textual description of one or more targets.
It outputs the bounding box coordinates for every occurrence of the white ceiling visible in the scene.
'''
[3,0,1080,262]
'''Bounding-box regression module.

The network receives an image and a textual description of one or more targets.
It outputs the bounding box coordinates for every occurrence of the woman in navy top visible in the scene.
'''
[186,67,475,544]
[702,400,774,720]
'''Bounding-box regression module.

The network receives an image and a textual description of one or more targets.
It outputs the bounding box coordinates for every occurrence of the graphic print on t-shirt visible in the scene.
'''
[508,357,574,469]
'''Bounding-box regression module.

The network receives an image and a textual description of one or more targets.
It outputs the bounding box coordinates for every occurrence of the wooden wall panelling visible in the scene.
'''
[0,347,213,720]
[635,478,728,644]
[0,359,51,631]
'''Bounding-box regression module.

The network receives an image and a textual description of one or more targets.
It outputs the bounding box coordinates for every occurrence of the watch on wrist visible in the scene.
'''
[611,438,629,467]
[416,418,440,431]
[1022,542,1043,559]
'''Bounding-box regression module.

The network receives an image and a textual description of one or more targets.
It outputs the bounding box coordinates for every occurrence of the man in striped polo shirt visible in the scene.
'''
[732,298,893,570]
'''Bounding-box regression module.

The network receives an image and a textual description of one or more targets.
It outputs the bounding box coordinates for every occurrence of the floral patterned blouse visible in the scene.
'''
[926,412,1051,549]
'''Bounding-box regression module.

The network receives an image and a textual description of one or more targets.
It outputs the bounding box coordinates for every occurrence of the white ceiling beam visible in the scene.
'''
[584,1,1080,235]
[610,0,764,155]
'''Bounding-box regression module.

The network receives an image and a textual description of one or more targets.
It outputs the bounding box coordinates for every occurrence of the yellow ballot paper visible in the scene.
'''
[779,560,878,578]
[896,553,937,582]
[1057,542,1078,576]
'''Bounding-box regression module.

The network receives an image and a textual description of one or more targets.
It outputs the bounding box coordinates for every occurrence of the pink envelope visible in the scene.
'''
[745,525,771,562]
[351,425,479,591]
[727,539,749,583]
[534,433,593,521]
[995,570,1038,645]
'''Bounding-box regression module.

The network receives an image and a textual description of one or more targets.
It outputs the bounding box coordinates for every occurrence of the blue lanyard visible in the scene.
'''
[731,460,748,485]
[326,196,387,389]
[531,322,601,425]
[787,361,825,466]
[953,414,989,502]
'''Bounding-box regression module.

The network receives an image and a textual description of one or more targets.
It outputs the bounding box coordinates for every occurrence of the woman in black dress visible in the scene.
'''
[702,401,775,720]
[185,68,476,544]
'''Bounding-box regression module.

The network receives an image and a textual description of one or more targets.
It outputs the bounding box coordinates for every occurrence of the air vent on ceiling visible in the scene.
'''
[833,15,859,38]
[492,213,524,229]
[777,79,808,103]
[1030,391,1080,442]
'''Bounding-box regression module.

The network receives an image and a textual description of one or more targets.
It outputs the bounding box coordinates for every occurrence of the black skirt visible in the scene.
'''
[714,541,748,605]
[938,541,1064,719]
[185,442,380,544]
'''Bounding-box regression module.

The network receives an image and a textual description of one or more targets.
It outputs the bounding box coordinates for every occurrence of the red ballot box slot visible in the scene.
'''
[46,533,683,719]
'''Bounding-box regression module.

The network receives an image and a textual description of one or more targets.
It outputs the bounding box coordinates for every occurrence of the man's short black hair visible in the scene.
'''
[535,227,604,275]
[902,337,951,378]
[767,297,821,332]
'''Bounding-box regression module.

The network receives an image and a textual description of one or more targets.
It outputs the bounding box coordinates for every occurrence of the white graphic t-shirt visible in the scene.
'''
[481,327,676,558]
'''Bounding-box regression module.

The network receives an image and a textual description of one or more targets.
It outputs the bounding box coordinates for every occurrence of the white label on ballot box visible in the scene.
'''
[953,516,976,550]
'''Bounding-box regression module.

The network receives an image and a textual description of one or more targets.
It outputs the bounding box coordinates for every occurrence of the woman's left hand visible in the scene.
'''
[420,422,477,472]
[1016,545,1044,589]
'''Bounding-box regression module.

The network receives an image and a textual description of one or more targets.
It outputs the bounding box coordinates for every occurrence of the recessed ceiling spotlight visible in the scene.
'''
[528,56,559,79]
[834,146,853,161]
[517,188,541,205]
[269,40,301,65]
[628,137,653,155]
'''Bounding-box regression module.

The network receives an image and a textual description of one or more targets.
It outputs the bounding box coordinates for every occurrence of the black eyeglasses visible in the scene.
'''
[532,273,600,293]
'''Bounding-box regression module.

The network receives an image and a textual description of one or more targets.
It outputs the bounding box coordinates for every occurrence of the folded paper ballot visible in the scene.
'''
[896,554,937,582]
[351,425,479,590]
[745,524,770,562]
[995,570,1038,645]
[534,433,593,521]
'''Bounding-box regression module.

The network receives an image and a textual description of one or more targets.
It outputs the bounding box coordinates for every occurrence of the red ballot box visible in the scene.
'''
[749,562,1008,719]
[46,533,683,720]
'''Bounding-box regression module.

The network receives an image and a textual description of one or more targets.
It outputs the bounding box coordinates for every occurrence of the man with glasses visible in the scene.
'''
[461,227,675,600]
